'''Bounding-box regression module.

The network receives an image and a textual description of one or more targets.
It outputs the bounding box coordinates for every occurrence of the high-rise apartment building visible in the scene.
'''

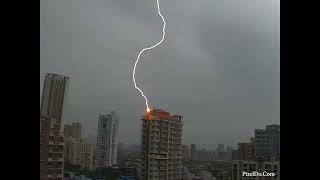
[190,144,197,161]
[40,73,69,180]
[254,125,280,161]
[65,137,93,170]
[96,111,120,167]
[140,109,183,180]
[79,141,93,170]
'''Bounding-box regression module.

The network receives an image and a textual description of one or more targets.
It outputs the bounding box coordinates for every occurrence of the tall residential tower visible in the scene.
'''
[40,73,69,180]
[96,111,120,167]
[140,109,183,180]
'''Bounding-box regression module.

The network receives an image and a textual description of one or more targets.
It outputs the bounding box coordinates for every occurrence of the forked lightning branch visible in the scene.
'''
[132,0,167,112]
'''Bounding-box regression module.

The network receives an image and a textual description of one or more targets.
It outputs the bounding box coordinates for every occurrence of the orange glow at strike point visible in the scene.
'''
[147,108,151,113]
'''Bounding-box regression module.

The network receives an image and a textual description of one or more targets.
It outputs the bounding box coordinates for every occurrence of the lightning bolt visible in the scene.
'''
[132,0,166,112]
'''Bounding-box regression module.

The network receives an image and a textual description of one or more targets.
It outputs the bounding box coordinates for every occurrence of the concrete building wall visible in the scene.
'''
[65,137,93,170]
[40,73,69,180]
[238,143,254,161]
[141,109,183,180]
[254,125,280,161]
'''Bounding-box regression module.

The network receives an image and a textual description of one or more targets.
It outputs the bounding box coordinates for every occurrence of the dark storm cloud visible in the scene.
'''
[40,0,279,149]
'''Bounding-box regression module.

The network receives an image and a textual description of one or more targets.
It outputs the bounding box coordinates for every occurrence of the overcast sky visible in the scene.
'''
[40,0,279,149]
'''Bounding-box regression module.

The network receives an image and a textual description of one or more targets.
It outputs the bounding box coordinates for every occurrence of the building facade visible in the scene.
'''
[232,150,240,160]
[140,109,183,180]
[65,137,93,170]
[64,122,82,140]
[64,124,73,139]
[238,143,254,161]
[40,73,69,180]
[96,111,120,167]
[71,122,82,139]
[254,125,280,161]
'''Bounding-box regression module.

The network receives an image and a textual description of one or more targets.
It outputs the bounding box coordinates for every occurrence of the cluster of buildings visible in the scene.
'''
[40,74,120,180]
[64,122,94,170]
[182,144,234,162]
[181,125,280,180]
[39,73,184,180]
[232,125,280,180]
[39,73,279,180]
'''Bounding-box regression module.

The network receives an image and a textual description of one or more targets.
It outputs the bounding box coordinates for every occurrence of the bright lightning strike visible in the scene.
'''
[132,0,166,112]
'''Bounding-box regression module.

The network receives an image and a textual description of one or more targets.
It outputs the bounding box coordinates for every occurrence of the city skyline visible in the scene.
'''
[41,0,280,149]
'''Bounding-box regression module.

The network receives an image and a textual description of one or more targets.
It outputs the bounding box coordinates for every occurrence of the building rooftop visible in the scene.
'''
[46,73,70,79]
[143,108,182,121]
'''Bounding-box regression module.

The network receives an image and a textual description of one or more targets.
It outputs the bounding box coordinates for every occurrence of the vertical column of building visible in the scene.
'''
[96,111,119,168]
[110,111,119,166]
[96,114,106,167]
[40,115,50,180]
[40,73,69,180]
[173,115,183,179]
[141,109,183,180]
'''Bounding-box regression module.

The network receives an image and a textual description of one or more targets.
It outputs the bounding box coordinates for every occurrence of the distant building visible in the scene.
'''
[117,142,126,165]
[182,145,189,161]
[231,150,240,160]
[40,73,69,180]
[197,149,214,162]
[238,143,254,161]
[190,144,197,161]
[79,141,93,170]
[232,160,280,180]
[226,146,233,161]
[64,124,73,139]
[216,144,226,160]
[140,109,183,180]
[254,125,280,161]
[64,122,82,140]
[72,122,82,139]
[96,111,120,167]
[65,137,93,170]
